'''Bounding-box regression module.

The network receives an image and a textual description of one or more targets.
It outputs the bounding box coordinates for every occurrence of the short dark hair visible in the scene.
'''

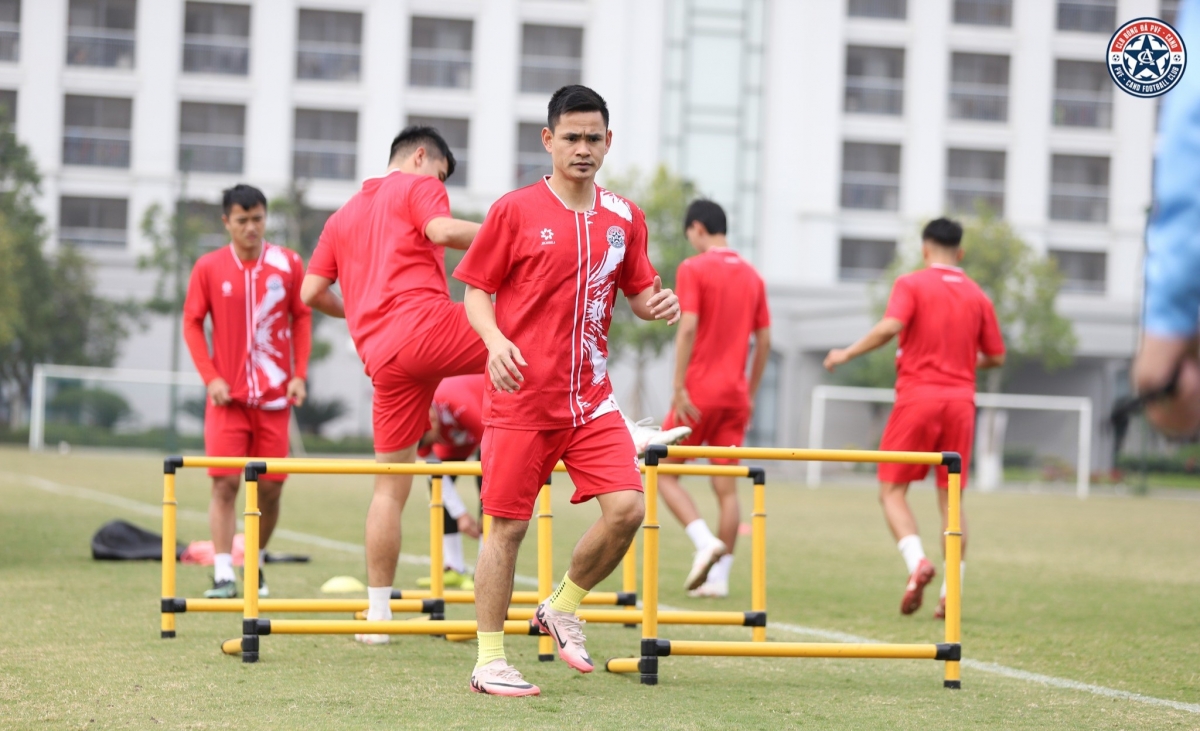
[389,125,456,180]
[922,217,963,247]
[547,85,609,131]
[222,184,267,216]
[684,199,727,236]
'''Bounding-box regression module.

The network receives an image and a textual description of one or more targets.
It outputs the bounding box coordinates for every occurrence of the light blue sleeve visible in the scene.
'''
[1145,0,1200,337]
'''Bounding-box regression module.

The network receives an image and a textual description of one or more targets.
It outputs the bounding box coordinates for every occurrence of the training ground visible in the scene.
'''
[1,446,1198,729]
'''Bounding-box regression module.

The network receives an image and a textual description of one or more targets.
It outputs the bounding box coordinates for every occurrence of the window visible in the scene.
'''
[841,142,901,211]
[1161,0,1181,26]
[407,115,469,187]
[520,24,582,93]
[179,102,245,174]
[67,0,136,69]
[847,0,906,19]
[0,89,15,126]
[1049,249,1106,293]
[839,238,896,281]
[953,0,1012,26]
[183,2,250,76]
[63,95,132,168]
[0,0,18,63]
[293,109,357,180]
[59,196,128,248]
[946,149,1006,215]
[1053,60,1112,128]
[296,9,361,82]
[182,201,228,250]
[515,122,548,187]
[949,52,1009,122]
[1056,0,1116,34]
[1049,154,1109,223]
[409,17,472,89]
[845,46,904,116]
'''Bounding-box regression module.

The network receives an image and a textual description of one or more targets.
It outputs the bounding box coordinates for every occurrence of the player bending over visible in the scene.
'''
[656,199,771,598]
[301,126,487,644]
[824,218,1004,619]
[183,184,312,599]
[456,85,680,696]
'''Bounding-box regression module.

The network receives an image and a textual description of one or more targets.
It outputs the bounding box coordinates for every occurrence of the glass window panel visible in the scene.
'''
[1049,249,1106,293]
[293,109,358,180]
[179,102,245,174]
[847,0,907,19]
[520,24,583,93]
[59,196,128,247]
[946,148,1006,215]
[296,9,361,81]
[0,89,16,125]
[845,46,904,115]
[841,142,901,210]
[409,17,473,89]
[1053,60,1112,128]
[953,0,1012,27]
[839,238,896,281]
[515,122,549,187]
[63,95,132,167]
[407,115,469,187]
[1056,0,1116,33]
[687,35,742,108]
[67,0,137,68]
[183,2,251,75]
[949,52,1009,121]
[0,0,16,63]
[1049,154,1109,222]
[684,132,739,202]
[182,201,229,250]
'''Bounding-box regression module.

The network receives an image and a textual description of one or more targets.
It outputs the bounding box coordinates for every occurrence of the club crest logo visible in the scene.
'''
[606,225,625,249]
[1107,17,1187,98]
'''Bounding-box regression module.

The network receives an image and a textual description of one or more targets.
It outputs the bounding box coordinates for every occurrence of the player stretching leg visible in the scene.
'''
[655,200,771,597]
[301,127,487,644]
[183,185,312,599]
[456,86,680,696]
[824,218,1004,618]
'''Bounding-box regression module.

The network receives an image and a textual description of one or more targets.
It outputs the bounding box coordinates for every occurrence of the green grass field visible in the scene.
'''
[2,446,1199,730]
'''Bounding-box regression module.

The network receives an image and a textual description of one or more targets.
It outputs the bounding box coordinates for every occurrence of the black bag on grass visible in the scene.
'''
[91,519,184,561]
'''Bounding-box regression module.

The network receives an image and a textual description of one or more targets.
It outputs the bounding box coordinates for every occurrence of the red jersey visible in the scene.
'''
[885,264,1005,403]
[183,243,312,410]
[418,375,486,461]
[676,248,770,409]
[454,180,657,429]
[307,170,454,377]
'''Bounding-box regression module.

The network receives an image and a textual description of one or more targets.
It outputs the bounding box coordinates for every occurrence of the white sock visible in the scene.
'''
[684,519,718,551]
[367,586,393,621]
[444,533,465,573]
[940,562,966,598]
[708,554,734,585]
[897,535,926,575]
[214,553,235,583]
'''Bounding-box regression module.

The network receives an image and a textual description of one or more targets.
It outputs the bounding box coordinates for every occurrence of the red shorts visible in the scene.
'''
[878,399,974,489]
[204,402,290,481]
[372,304,488,453]
[661,404,751,465]
[480,411,643,520]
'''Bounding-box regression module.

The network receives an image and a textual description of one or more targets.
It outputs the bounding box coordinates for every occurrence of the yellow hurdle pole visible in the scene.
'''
[605,657,639,674]
[750,469,767,642]
[430,476,444,607]
[482,514,492,543]
[187,598,434,613]
[622,536,637,626]
[944,458,964,689]
[537,482,554,662]
[242,465,262,663]
[660,446,944,467]
[390,589,627,605]
[161,464,178,638]
[640,449,662,685]
[666,640,949,660]
[507,608,752,625]
[265,619,536,636]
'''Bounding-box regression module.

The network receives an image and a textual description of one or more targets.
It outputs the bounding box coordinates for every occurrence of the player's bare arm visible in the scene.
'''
[978,352,1006,370]
[1132,334,1200,437]
[670,312,701,425]
[463,285,527,393]
[824,317,904,372]
[629,275,681,325]
[286,378,307,407]
[747,326,772,417]
[206,378,231,406]
[300,274,346,318]
[425,217,481,251]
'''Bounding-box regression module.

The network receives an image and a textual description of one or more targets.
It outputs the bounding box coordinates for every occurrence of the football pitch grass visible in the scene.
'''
[1,447,1198,730]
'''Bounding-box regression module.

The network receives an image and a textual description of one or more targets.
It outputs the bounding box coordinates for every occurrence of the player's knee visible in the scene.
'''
[607,494,645,535]
[258,481,284,506]
[211,476,240,501]
[489,517,529,546]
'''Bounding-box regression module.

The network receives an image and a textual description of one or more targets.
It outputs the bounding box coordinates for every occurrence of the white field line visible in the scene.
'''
[6,471,1197,714]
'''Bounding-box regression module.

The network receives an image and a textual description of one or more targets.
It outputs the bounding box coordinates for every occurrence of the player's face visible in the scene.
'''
[223,204,266,251]
[543,112,611,184]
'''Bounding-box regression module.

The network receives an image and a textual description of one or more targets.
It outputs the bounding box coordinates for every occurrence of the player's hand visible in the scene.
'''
[647,276,681,325]
[485,335,527,393]
[207,378,232,406]
[457,514,481,539]
[286,377,307,407]
[824,349,850,372]
[673,387,701,427]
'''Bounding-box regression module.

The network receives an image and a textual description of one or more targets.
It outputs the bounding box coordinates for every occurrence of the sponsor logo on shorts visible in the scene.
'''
[1107,17,1187,98]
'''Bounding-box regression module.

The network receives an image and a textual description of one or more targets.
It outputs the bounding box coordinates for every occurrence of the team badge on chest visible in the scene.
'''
[606,226,625,249]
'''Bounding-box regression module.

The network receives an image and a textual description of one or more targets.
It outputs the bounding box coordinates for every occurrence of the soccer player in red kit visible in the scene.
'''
[183,184,312,599]
[657,200,771,598]
[301,126,486,643]
[455,86,680,696]
[824,218,1004,619]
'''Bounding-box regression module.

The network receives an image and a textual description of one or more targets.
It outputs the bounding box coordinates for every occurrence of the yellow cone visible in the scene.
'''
[320,576,366,594]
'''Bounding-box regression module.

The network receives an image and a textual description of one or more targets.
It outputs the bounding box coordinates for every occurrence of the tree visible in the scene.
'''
[604,165,697,418]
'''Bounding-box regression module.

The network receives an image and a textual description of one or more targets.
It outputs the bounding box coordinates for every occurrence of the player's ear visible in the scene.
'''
[541,126,553,153]
[604,129,613,151]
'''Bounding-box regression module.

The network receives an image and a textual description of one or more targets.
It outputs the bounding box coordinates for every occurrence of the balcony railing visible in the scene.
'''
[949,84,1008,121]
[0,21,18,62]
[67,29,135,68]
[60,227,127,248]
[946,179,1005,215]
[953,0,1012,26]
[293,140,356,180]
[520,56,581,93]
[297,41,361,81]
[844,78,903,115]
[841,172,900,210]
[179,134,244,174]
[1052,91,1112,128]
[409,48,472,88]
[63,128,131,167]
[1057,1,1115,33]
[183,35,250,75]
[1049,185,1109,222]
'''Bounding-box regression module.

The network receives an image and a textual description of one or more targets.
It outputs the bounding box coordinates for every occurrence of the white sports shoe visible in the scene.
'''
[687,580,729,598]
[625,416,692,458]
[684,540,727,591]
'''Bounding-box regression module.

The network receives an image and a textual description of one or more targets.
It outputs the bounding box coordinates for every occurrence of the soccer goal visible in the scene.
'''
[806,385,1094,499]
